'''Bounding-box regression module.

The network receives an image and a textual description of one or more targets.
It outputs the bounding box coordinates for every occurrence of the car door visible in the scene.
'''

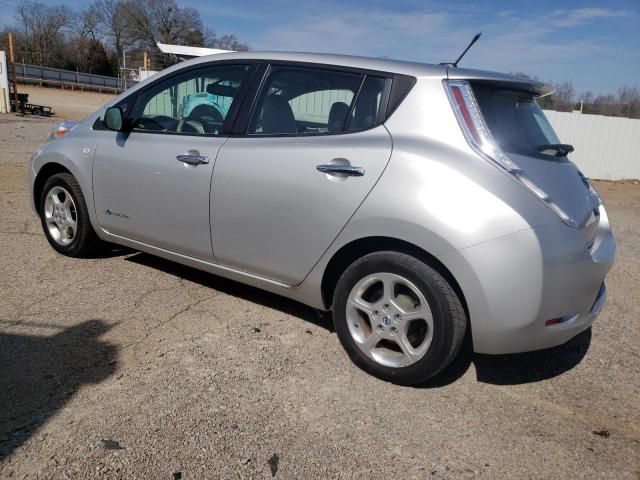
[211,65,393,285]
[92,63,253,261]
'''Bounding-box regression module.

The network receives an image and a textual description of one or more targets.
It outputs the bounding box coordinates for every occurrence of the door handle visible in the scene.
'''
[177,152,209,165]
[316,164,365,177]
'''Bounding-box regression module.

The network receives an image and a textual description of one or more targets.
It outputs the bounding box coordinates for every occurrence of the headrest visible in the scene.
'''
[328,102,350,132]
[206,83,237,97]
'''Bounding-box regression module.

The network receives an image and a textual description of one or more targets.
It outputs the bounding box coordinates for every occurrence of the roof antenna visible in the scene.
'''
[440,32,482,68]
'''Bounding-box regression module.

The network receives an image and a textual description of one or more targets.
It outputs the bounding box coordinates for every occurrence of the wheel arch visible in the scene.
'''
[320,236,469,320]
[33,162,73,211]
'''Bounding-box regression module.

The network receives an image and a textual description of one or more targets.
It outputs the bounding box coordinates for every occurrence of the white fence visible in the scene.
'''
[544,110,640,180]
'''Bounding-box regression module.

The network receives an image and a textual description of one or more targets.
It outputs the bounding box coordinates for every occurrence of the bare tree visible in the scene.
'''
[64,5,112,74]
[121,0,205,48]
[205,29,250,51]
[73,5,102,41]
[578,91,594,105]
[617,85,640,118]
[552,81,575,111]
[92,0,129,73]
[15,0,72,65]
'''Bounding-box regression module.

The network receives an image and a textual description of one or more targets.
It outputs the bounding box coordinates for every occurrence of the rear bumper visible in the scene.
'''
[441,205,615,355]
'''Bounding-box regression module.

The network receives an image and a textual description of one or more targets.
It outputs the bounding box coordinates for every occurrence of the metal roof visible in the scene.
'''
[156,43,232,58]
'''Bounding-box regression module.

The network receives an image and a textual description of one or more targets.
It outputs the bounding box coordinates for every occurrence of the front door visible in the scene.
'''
[211,66,392,284]
[93,63,252,260]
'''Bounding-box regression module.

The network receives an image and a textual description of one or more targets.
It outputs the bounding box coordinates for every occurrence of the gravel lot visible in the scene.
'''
[0,99,639,479]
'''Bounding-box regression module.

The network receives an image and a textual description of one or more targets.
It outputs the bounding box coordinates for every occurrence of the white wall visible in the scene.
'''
[544,110,640,180]
[0,51,9,113]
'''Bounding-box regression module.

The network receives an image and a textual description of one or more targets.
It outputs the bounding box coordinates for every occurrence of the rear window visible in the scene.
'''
[472,84,564,161]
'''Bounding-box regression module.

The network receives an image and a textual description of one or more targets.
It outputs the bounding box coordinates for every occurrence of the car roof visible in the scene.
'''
[118,51,548,103]
[181,51,545,89]
[175,51,449,78]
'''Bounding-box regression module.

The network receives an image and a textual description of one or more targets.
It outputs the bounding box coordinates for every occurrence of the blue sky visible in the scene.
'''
[2,0,639,94]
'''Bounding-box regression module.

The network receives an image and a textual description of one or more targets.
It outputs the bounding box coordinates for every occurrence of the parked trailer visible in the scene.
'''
[10,92,54,116]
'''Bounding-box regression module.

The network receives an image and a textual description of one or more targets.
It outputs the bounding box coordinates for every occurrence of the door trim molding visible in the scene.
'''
[99,228,296,290]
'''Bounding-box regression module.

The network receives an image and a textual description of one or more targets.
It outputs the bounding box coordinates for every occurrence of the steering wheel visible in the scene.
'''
[135,117,167,131]
[176,119,205,134]
[189,104,224,122]
[185,104,225,133]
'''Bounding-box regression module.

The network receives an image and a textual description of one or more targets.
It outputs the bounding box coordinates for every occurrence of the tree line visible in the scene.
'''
[0,0,250,77]
[510,73,640,119]
[537,81,640,119]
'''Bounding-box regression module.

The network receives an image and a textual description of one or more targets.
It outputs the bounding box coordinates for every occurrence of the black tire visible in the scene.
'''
[32,108,42,116]
[333,251,467,386]
[39,173,101,257]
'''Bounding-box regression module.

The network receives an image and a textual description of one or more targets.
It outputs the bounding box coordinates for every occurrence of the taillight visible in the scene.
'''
[444,80,577,228]
[450,85,480,144]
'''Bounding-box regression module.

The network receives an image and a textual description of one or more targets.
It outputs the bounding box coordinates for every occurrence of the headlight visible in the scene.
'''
[46,120,80,142]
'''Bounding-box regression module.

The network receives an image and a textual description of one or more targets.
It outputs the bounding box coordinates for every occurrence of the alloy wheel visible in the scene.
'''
[346,272,434,368]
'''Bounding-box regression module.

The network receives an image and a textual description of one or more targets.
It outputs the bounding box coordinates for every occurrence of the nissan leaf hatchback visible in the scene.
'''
[29,52,615,385]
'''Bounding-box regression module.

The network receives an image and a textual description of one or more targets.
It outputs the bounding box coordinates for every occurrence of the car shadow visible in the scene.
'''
[419,327,592,388]
[126,253,593,387]
[0,320,116,461]
[82,243,134,260]
[125,253,333,332]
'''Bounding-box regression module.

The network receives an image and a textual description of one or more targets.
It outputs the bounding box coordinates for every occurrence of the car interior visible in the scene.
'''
[249,68,386,135]
[130,65,386,137]
[132,66,249,135]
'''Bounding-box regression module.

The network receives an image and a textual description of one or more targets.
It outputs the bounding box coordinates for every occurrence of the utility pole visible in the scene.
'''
[143,50,148,71]
[7,32,19,114]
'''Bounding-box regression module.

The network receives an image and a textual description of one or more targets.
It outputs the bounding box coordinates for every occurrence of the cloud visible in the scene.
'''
[247,3,636,92]
[546,8,626,28]
[259,9,454,57]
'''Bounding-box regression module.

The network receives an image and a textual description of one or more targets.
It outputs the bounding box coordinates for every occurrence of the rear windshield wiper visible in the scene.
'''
[536,143,574,157]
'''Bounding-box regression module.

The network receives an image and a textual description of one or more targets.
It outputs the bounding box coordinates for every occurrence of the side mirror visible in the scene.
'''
[104,107,124,131]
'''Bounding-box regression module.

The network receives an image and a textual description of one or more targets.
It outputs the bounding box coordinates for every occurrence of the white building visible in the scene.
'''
[0,51,10,113]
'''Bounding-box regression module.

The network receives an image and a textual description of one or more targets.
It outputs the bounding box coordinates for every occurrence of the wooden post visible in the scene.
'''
[143,50,148,71]
[7,32,19,113]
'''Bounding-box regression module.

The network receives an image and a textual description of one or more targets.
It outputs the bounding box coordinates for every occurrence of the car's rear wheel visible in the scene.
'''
[333,251,466,385]
[39,173,100,257]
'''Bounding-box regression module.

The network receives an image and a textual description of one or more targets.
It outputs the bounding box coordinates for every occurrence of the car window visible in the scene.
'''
[248,67,363,135]
[473,84,564,160]
[347,76,386,131]
[131,64,250,135]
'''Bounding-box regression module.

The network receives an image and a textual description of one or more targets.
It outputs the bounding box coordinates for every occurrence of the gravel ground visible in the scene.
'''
[15,85,117,120]
[0,111,639,479]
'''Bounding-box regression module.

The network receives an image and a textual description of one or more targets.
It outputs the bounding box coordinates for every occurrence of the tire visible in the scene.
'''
[32,108,42,116]
[333,251,466,385]
[39,173,101,257]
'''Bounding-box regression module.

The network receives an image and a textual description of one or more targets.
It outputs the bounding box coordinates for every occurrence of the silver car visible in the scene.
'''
[29,52,615,385]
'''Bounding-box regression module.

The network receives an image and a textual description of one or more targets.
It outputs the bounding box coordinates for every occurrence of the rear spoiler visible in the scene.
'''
[446,66,553,97]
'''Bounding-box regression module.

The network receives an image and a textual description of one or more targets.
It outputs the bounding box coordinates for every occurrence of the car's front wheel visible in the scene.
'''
[39,172,100,257]
[333,251,467,385]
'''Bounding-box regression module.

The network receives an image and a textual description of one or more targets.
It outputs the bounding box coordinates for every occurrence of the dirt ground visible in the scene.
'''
[0,109,639,479]
[15,85,117,120]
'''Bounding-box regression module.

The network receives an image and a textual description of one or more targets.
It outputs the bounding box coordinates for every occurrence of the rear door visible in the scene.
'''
[210,65,393,285]
[93,63,253,260]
